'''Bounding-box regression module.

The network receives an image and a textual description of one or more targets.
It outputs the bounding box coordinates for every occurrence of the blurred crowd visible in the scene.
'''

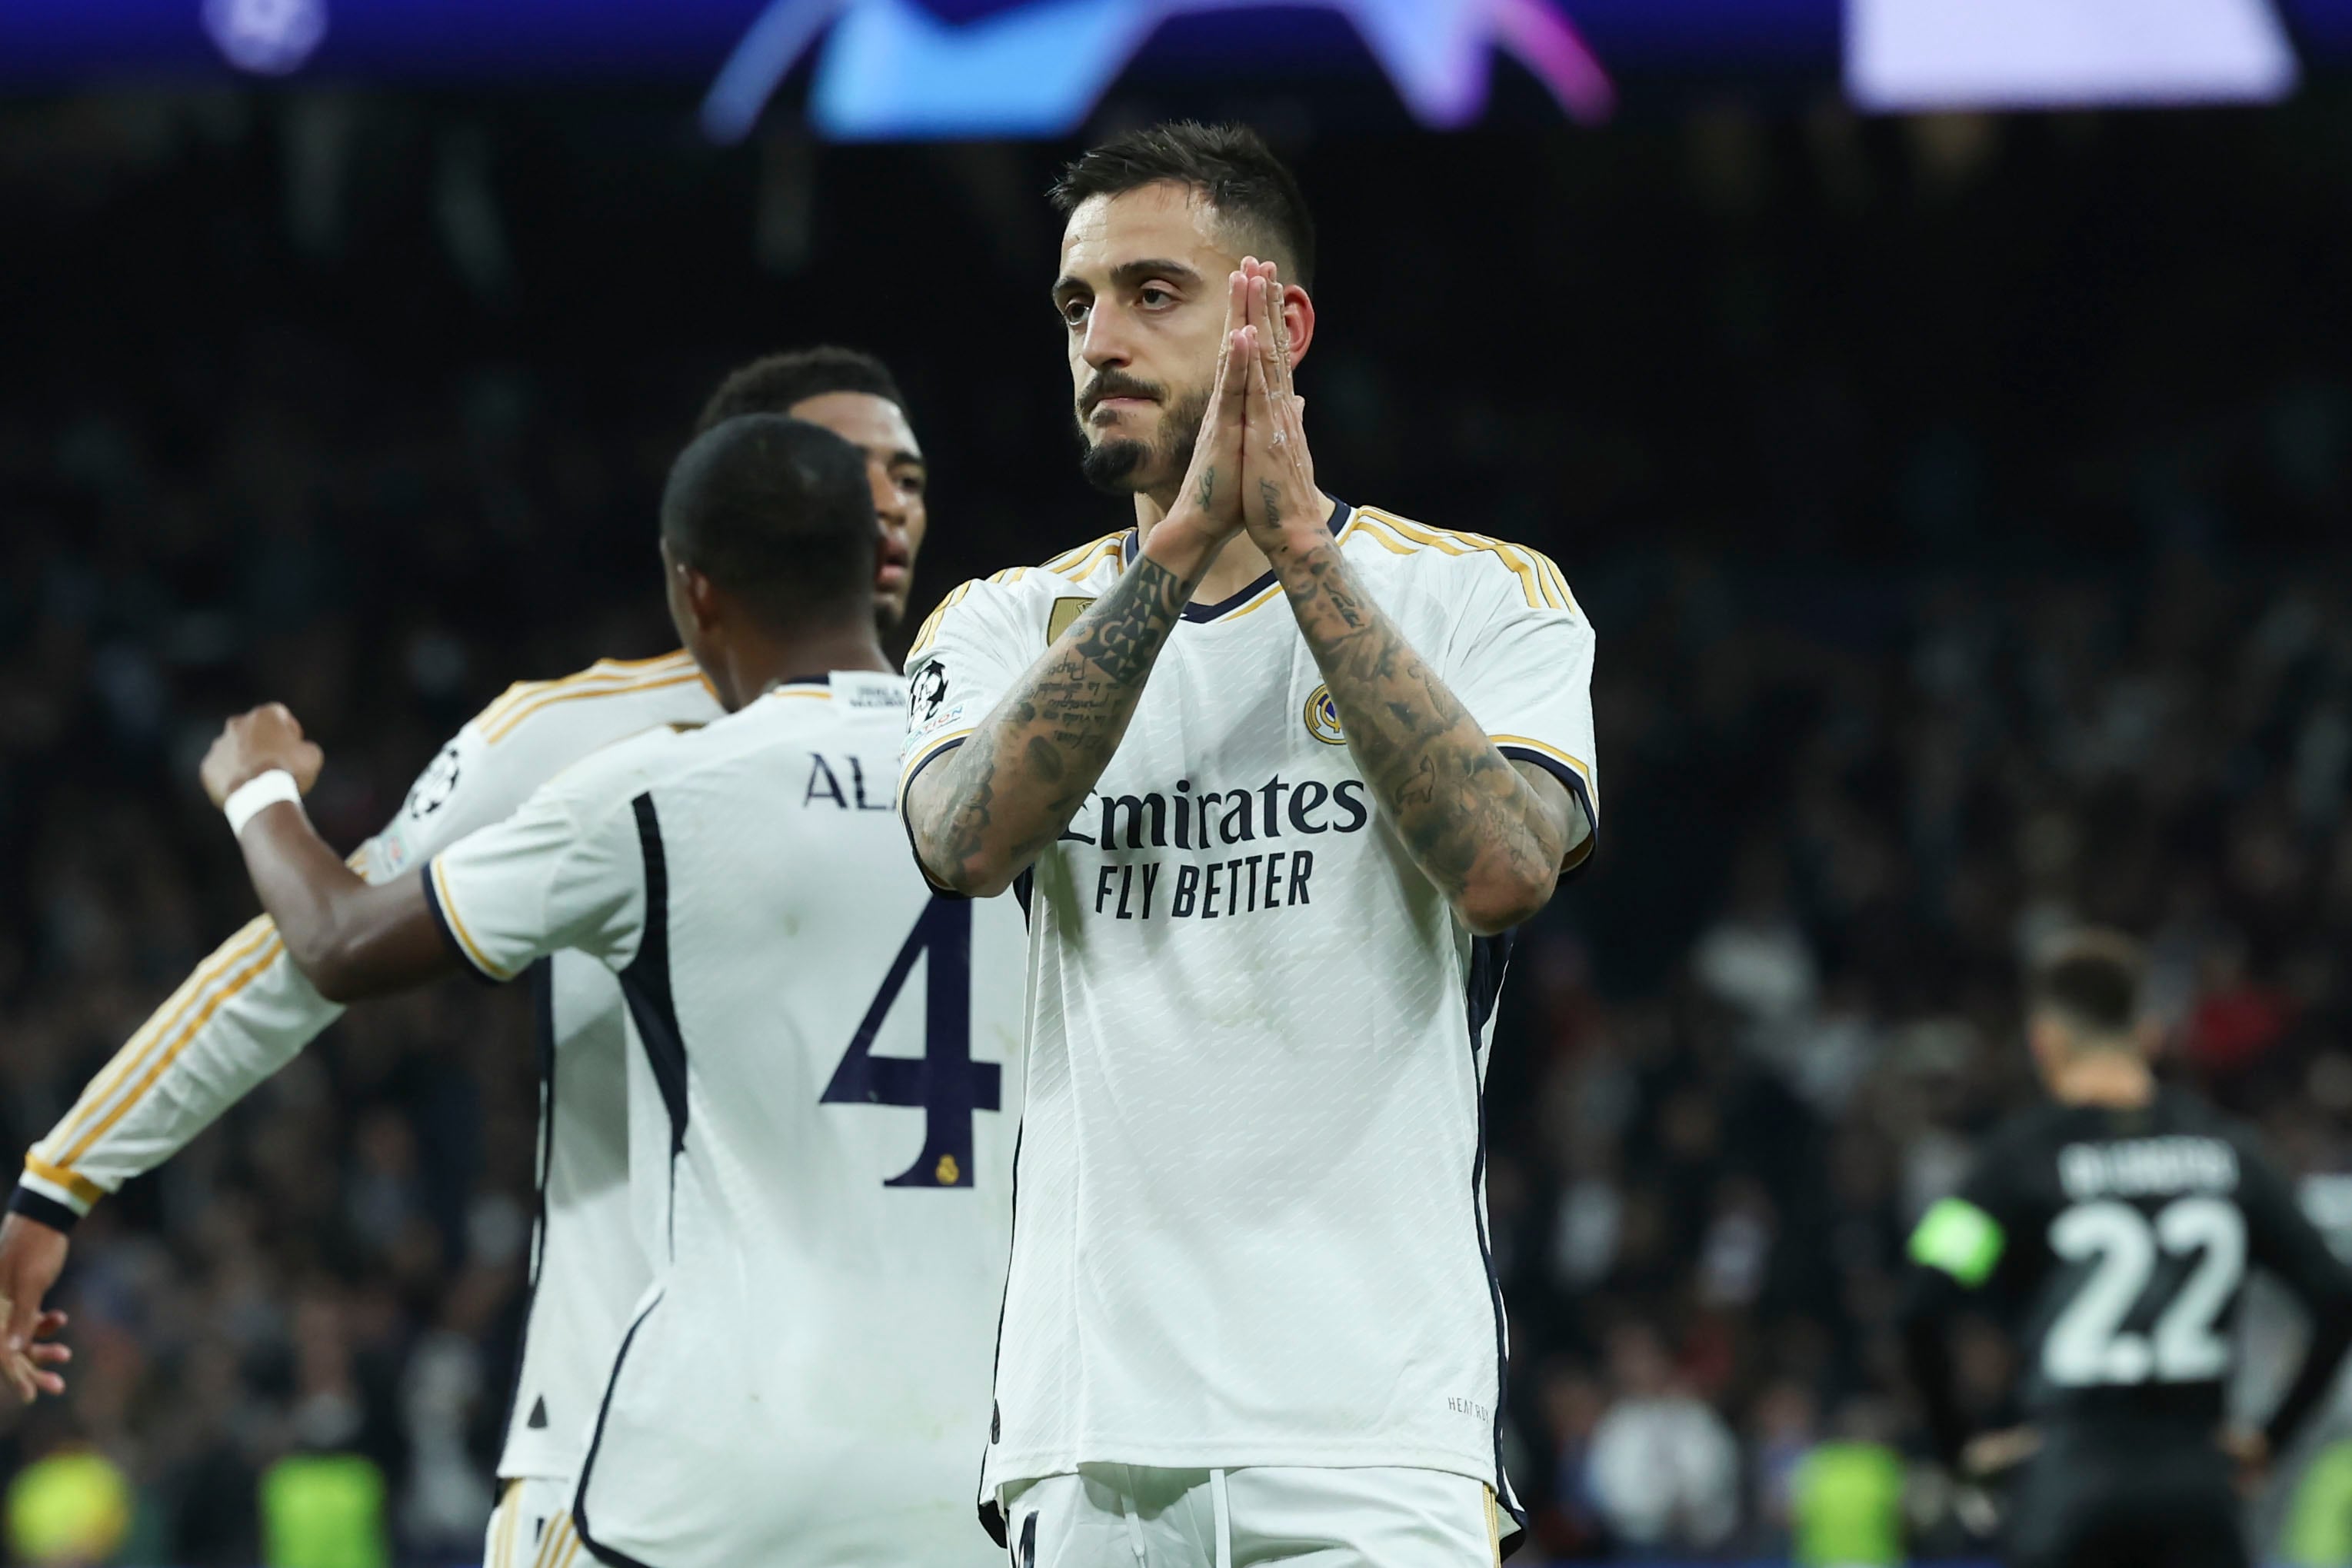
[3,85,2351,1566]
[1490,548,2352,1560]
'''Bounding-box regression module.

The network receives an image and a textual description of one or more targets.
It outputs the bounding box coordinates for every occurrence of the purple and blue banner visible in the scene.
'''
[3,0,2351,132]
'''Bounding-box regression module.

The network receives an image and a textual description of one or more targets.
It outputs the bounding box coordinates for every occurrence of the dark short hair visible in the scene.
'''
[694,346,906,435]
[661,415,875,629]
[2027,930,2146,1039]
[1051,121,1317,292]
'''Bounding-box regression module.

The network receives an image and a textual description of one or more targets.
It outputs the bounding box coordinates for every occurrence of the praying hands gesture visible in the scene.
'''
[1231,259,1323,554]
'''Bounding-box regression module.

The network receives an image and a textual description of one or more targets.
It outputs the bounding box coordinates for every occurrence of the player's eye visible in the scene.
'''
[1138,285,1174,309]
[1058,297,1091,327]
[898,470,927,498]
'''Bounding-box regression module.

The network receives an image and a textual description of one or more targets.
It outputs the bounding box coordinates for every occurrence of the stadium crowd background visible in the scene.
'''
[3,87,2351,1565]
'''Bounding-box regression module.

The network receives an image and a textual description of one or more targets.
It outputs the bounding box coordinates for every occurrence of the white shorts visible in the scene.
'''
[485,1476,584,1568]
[998,1466,1502,1568]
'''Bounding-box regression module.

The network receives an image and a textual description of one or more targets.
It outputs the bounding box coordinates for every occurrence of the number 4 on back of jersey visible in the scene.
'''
[821,899,1001,1188]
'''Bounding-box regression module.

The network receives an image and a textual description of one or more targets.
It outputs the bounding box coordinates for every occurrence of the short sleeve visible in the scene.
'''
[1444,548,1601,871]
[354,651,718,884]
[423,786,648,984]
[898,578,1041,810]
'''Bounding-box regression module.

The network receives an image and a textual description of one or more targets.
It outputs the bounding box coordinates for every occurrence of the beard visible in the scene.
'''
[1078,383,1209,496]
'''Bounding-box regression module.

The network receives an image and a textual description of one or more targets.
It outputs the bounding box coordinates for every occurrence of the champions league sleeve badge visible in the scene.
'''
[406,741,463,818]
[911,660,954,732]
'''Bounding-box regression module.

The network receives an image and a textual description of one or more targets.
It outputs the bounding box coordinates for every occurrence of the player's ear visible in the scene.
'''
[661,540,723,637]
[677,564,725,634]
[1280,285,1316,371]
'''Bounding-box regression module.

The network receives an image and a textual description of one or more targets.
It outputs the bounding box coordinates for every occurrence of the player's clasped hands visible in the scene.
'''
[1169,256,1319,553]
[1234,257,1321,551]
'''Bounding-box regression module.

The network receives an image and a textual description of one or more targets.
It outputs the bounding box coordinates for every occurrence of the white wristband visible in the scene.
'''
[222,769,305,837]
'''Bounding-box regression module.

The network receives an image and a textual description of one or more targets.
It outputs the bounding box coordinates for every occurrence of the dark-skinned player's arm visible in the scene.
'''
[904,272,1252,898]
[1233,268,1588,937]
[199,704,458,1003]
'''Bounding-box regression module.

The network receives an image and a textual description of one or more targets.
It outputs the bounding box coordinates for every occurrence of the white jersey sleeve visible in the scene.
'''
[1443,544,1601,871]
[898,568,1065,808]
[13,655,717,1228]
[422,743,666,984]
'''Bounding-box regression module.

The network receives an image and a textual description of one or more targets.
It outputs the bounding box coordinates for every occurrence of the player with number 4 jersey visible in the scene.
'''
[195,417,1023,1568]
[0,348,954,1568]
[1899,930,2352,1568]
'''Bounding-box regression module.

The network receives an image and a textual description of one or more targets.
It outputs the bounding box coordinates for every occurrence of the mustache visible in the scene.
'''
[1078,370,1166,418]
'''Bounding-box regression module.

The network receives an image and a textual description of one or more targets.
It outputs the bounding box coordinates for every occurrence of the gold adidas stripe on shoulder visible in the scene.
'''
[475,653,708,744]
[907,532,1129,661]
[475,651,694,731]
[1041,529,1128,578]
[907,581,981,661]
[1348,507,1577,613]
[475,651,695,724]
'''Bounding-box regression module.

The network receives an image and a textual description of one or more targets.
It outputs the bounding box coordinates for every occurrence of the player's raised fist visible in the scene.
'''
[200,702,325,808]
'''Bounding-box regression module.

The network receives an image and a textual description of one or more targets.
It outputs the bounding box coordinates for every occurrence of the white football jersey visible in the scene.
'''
[22,652,721,1488]
[427,671,1026,1568]
[368,654,724,1486]
[899,501,1597,1546]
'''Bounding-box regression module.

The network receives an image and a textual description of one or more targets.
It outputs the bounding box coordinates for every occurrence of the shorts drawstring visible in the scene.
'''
[1119,1473,1148,1563]
[1208,1468,1232,1568]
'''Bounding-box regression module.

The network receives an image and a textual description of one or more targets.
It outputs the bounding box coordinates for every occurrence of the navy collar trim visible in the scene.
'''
[1118,496,1350,624]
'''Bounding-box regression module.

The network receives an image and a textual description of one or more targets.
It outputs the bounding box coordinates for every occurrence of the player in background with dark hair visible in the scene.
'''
[0,348,936,1568]
[1899,930,2352,1568]
[195,415,1024,1567]
[901,121,1597,1564]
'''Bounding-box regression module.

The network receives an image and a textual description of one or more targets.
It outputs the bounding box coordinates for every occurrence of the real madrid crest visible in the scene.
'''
[1303,684,1347,745]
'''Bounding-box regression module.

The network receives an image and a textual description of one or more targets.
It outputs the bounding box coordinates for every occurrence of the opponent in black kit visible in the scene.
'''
[1899,930,2352,1568]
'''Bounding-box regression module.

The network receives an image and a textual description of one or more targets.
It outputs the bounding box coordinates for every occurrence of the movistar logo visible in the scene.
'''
[701,0,1615,144]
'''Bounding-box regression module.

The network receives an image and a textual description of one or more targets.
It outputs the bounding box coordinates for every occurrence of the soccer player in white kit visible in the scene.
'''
[0,349,944,1568]
[193,415,1024,1567]
[901,124,1597,1565]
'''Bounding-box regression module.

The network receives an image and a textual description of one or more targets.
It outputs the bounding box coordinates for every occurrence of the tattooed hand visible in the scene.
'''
[1236,259,1323,557]
[1158,266,1253,552]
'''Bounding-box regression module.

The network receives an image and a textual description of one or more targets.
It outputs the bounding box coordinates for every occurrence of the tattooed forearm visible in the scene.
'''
[911,554,1198,897]
[1274,539,1581,934]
